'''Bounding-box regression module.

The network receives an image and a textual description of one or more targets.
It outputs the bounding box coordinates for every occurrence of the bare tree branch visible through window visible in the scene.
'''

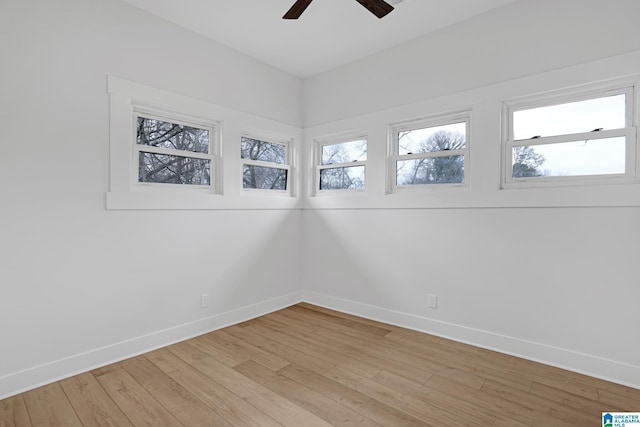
[241,136,288,190]
[137,117,211,185]
[397,130,465,185]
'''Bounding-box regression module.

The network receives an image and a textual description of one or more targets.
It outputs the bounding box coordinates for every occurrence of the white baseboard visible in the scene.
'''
[3,289,637,400]
[301,290,640,390]
[0,291,303,400]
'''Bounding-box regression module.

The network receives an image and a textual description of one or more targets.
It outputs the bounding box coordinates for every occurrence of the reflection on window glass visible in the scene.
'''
[321,140,367,165]
[137,117,209,153]
[138,153,210,185]
[241,137,286,164]
[513,94,625,140]
[398,123,466,155]
[397,156,464,185]
[512,137,626,178]
[320,166,365,190]
[243,165,287,190]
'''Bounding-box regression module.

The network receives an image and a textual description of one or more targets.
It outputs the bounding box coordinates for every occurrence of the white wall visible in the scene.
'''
[0,0,304,398]
[303,0,640,127]
[302,0,640,388]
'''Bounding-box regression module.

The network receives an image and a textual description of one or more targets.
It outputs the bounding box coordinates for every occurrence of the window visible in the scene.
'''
[135,111,217,189]
[241,135,291,192]
[316,137,367,192]
[389,112,469,191]
[503,85,636,188]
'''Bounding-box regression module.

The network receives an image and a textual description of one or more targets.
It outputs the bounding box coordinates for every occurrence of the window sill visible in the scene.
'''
[106,191,300,210]
[303,182,640,210]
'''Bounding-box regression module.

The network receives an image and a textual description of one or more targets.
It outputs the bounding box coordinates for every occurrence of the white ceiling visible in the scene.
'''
[121,0,518,78]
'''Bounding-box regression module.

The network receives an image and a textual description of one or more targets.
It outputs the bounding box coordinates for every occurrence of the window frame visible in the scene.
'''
[133,107,219,192]
[314,134,368,195]
[388,111,470,193]
[501,83,637,189]
[240,133,293,195]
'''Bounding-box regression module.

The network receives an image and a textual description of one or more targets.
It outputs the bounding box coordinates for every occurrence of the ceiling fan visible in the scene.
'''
[283,0,396,19]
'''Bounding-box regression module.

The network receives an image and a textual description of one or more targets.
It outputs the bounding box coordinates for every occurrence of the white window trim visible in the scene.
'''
[240,132,293,196]
[501,82,638,189]
[388,110,471,194]
[314,133,368,196]
[133,107,220,194]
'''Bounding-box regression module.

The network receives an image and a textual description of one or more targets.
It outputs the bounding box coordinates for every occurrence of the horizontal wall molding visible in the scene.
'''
[302,290,640,390]
[0,291,303,401]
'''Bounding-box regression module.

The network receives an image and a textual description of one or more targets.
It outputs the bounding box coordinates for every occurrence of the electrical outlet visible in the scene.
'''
[428,294,438,309]
[200,294,210,308]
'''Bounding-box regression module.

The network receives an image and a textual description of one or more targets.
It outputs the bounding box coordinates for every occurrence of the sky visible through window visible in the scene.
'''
[512,94,627,177]
[321,139,367,165]
[398,122,466,155]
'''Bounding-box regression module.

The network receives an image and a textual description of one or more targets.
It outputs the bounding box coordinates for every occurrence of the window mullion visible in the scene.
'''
[318,160,366,171]
[242,158,289,170]
[395,150,465,162]
[512,128,628,147]
[136,145,212,160]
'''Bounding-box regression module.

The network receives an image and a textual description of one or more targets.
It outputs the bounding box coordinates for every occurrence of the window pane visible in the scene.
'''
[512,137,626,178]
[396,156,464,185]
[321,139,367,165]
[398,122,466,155]
[241,137,286,164]
[513,94,626,140]
[243,165,287,190]
[137,117,209,153]
[138,152,210,185]
[320,166,365,190]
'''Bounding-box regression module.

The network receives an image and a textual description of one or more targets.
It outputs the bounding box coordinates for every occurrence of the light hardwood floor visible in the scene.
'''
[1,303,639,426]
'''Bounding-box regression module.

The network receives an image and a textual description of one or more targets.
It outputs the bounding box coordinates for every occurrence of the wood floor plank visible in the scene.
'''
[384,329,484,364]
[280,308,488,389]
[224,324,334,375]
[502,364,599,399]
[295,303,402,333]
[287,305,392,337]
[145,348,282,427]
[371,370,529,427]
[278,363,427,427]
[482,379,597,426]
[189,335,250,367]
[324,366,473,427]
[384,329,533,391]
[22,383,83,427]
[94,364,183,427]
[120,355,234,427]
[0,395,32,427]
[278,314,439,384]
[426,374,571,427]
[598,387,640,410]
[243,317,382,379]
[530,381,623,413]
[207,330,290,371]
[60,372,133,427]
[234,360,380,426]
[168,341,332,427]
[268,311,433,384]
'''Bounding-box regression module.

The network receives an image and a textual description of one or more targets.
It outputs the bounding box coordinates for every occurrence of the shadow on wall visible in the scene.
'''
[215,209,304,310]
[301,209,408,310]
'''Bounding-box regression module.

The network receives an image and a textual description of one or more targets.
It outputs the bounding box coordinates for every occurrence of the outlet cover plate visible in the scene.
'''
[428,294,438,309]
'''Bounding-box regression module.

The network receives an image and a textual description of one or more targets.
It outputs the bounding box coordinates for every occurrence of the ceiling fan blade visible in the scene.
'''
[354,0,394,18]
[283,0,314,19]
